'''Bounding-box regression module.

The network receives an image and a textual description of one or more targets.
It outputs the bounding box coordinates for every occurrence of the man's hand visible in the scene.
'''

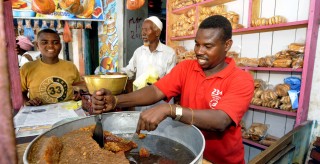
[136,103,170,134]
[91,88,115,114]
[72,91,82,101]
[25,97,42,106]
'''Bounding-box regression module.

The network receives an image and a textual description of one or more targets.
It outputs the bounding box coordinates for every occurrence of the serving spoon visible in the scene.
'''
[92,114,104,148]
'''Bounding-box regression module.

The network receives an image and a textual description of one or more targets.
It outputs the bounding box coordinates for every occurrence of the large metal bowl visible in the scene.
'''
[23,111,205,164]
[83,74,128,95]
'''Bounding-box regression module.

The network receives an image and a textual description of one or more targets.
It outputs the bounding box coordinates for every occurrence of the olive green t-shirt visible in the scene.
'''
[20,59,80,104]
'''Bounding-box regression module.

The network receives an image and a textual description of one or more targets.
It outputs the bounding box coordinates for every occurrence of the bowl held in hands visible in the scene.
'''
[83,74,128,95]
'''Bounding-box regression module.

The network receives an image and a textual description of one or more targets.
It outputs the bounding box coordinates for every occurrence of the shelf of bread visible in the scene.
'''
[233,20,308,35]
[249,105,297,117]
[169,8,196,38]
[239,67,303,72]
[250,78,300,116]
[241,122,280,150]
[170,20,308,41]
[228,43,305,70]
[168,1,243,44]
[171,0,234,13]
[171,35,197,41]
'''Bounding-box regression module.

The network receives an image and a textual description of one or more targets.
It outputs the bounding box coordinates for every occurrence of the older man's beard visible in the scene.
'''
[143,41,150,46]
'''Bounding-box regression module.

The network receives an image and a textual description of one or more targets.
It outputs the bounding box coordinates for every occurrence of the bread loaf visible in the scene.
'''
[273,59,292,68]
[275,84,290,97]
[288,43,305,53]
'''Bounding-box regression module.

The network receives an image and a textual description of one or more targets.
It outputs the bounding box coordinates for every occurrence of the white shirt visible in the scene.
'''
[19,51,41,67]
[121,42,176,80]
[121,42,176,111]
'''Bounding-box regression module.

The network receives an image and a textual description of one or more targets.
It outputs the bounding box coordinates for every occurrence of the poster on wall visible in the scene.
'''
[95,0,119,74]
[12,0,104,21]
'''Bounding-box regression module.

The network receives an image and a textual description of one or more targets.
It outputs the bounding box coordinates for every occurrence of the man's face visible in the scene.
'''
[141,20,159,46]
[194,28,232,70]
[36,33,62,58]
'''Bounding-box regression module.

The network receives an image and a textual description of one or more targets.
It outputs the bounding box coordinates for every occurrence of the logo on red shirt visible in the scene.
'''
[209,88,222,108]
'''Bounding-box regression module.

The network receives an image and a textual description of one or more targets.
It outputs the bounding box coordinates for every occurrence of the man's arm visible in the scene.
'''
[22,91,42,106]
[91,85,166,114]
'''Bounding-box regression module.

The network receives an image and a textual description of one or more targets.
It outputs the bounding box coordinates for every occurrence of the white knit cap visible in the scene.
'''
[145,16,163,31]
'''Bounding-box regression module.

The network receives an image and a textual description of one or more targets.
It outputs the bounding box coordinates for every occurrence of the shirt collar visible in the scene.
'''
[194,57,236,78]
[141,41,163,52]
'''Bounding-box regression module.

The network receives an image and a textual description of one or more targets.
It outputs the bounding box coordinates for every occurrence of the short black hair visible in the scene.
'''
[37,28,59,39]
[199,15,232,41]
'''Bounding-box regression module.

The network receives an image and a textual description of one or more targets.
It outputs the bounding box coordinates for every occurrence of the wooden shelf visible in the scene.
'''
[243,138,268,150]
[171,35,196,41]
[233,20,308,35]
[239,67,303,72]
[249,105,297,117]
[172,0,234,14]
[170,20,308,41]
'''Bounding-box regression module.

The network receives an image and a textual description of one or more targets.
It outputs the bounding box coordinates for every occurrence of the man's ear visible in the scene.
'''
[34,41,39,49]
[156,29,161,37]
[225,39,233,52]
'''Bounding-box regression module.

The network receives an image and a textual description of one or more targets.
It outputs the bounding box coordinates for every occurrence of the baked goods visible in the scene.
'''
[139,147,150,157]
[248,123,268,141]
[254,79,266,89]
[275,84,290,97]
[12,1,28,9]
[174,46,196,63]
[251,15,286,27]
[226,51,239,59]
[171,0,202,10]
[288,43,305,53]
[273,58,292,68]
[28,125,137,164]
[258,55,275,67]
[32,0,55,14]
[59,0,83,14]
[138,133,147,139]
[259,135,279,146]
[126,0,145,10]
[171,9,195,37]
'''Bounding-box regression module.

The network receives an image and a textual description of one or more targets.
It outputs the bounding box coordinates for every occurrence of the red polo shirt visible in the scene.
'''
[155,57,254,164]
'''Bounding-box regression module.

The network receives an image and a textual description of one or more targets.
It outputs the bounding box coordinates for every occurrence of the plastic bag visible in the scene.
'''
[23,20,35,41]
[284,77,301,91]
[41,20,48,30]
[248,123,269,141]
[126,0,145,10]
[288,90,299,109]
[133,66,159,91]
[63,21,72,43]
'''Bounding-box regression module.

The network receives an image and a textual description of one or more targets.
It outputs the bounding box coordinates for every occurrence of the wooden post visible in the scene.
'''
[4,0,23,112]
[0,0,18,163]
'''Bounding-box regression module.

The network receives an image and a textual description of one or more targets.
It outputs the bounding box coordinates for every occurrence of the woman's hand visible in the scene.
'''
[25,97,42,106]
[91,88,116,114]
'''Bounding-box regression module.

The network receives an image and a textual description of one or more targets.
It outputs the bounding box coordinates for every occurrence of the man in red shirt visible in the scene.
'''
[91,15,254,163]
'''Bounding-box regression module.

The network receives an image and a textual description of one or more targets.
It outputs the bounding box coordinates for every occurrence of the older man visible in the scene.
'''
[121,16,176,111]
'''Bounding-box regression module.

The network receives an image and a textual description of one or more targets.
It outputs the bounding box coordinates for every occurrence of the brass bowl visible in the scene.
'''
[83,75,128,95]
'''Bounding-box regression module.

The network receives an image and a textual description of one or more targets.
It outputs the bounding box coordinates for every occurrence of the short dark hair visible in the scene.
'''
[199,15,232,42]
[37,28,59,39]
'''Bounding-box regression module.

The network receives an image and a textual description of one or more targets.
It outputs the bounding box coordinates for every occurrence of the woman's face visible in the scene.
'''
[194,28,232,70]
[15,44,25,55]
[36,33,62,59]
[141,20,159,46]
